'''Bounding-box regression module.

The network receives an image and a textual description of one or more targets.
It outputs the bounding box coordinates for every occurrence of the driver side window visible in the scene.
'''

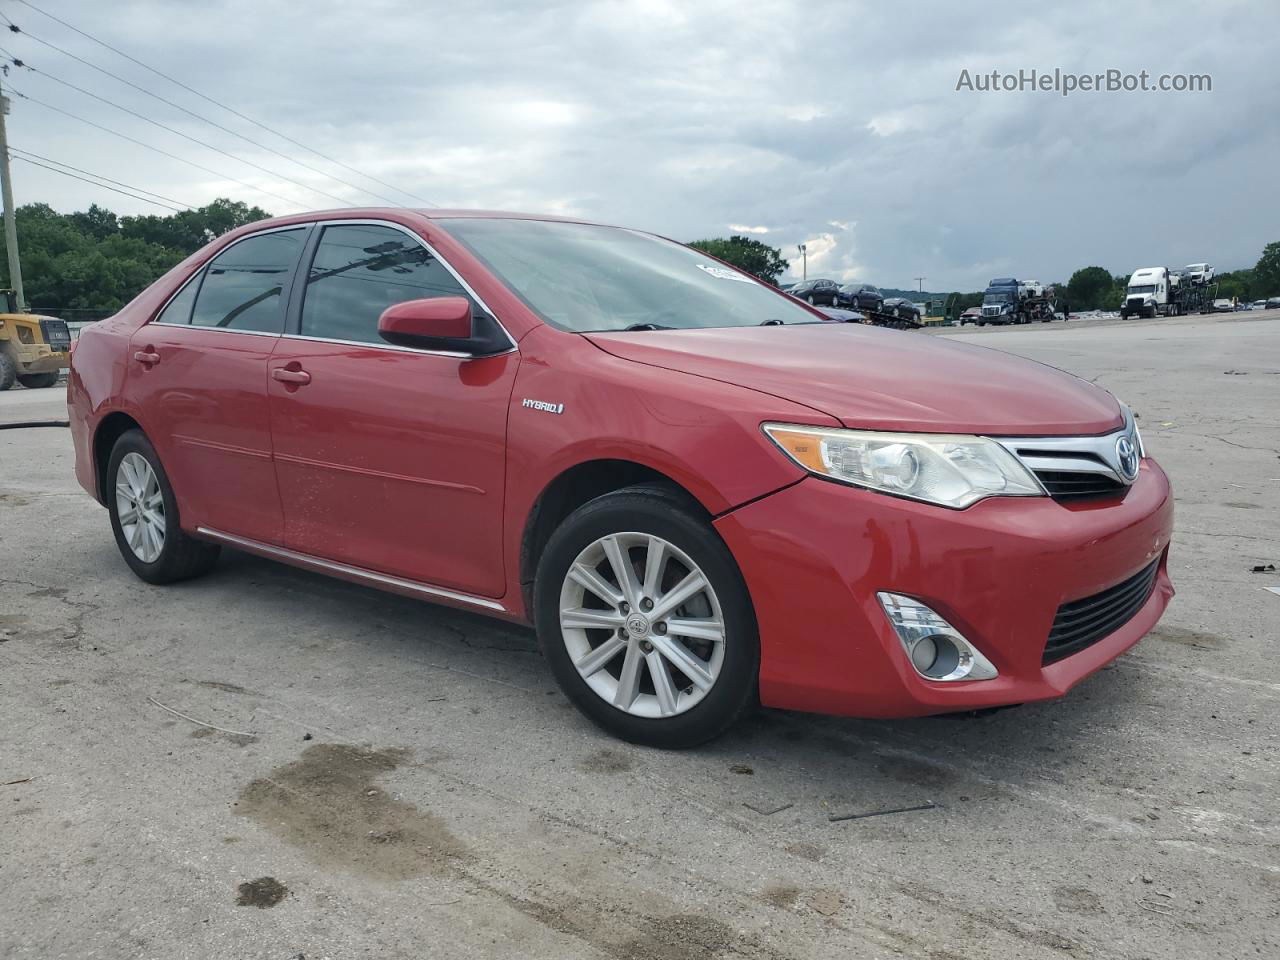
[300,223,473,344]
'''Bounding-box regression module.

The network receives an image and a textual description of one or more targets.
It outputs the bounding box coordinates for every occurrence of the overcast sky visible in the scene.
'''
[4,0,1278,290]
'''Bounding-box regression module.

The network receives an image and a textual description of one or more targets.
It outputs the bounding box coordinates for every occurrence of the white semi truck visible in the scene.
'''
[1121,266,1216,319]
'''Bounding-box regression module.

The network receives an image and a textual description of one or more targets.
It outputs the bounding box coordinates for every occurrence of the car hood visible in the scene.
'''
[585,324,1123,435]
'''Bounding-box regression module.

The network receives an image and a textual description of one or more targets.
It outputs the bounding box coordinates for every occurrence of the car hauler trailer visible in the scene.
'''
[1120,267,1218,319]
[978,278,1057,325]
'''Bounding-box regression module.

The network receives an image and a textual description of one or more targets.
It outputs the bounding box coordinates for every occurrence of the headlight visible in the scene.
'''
[762,423,1044,508]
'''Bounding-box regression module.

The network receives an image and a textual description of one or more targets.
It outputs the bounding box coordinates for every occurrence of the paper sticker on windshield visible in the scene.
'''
[697,263,754,283]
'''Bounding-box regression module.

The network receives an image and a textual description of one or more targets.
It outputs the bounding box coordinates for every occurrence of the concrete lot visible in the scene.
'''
[1,313,1277,960]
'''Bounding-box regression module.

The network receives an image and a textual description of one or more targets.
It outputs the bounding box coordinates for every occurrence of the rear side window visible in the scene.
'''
[189,229,304,333]
[299,223,472,344]
[154,275,199,325]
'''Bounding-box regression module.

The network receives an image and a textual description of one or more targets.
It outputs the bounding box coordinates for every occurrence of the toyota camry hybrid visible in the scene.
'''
[68,210,1174,747]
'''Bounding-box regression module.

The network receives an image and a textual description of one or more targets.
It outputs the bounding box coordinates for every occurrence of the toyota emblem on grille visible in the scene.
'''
[1115,435,1139,482]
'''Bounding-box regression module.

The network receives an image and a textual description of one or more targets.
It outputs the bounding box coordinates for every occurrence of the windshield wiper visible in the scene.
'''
[760,318,785,325]
[616,322,674,332]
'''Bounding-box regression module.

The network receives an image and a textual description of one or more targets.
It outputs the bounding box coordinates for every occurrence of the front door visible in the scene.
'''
[127,226,307,543]
[267,222,518,598]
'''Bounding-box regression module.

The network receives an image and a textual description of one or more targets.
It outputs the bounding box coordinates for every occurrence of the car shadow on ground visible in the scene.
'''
[188,547,1151,813]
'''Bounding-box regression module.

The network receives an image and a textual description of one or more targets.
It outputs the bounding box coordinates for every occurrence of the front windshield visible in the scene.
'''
[983,292,1013,304]
[439,218,821,332]
[1128,284,1156,294]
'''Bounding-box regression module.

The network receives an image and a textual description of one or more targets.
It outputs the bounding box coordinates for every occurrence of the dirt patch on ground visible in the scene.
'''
[189,727,256,747]
[578,748,635,774]
[191,679,255,696]
[616,914,745,960]
[1053,885,1105,916]
[1222,501,1263,510]
[876,754,956,790]
[760,884,801,908]
[236,876,287,908]
[1151,626,1230,650]
[236,743,467,881]
[784,841,825,863]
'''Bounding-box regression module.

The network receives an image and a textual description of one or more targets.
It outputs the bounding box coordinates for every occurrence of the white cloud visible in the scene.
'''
[729,224,770,234]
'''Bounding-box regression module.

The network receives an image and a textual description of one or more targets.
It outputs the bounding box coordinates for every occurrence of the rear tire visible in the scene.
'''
[534,484,759,748]
[0,351,15,391]
[107,429,220,584]
[17,372,59,389]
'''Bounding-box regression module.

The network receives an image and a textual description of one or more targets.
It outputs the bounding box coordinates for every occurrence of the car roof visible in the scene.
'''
[233,207,613,234]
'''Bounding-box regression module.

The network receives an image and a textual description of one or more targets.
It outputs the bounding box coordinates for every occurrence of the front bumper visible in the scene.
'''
[713,461,1174,717]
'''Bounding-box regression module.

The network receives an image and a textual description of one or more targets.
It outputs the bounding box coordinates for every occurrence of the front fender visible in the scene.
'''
[499,326,837,617]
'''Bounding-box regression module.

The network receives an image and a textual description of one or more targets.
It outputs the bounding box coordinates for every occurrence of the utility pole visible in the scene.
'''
[914,276,925,293]
[798,244,807,281]
[0,71,25,312]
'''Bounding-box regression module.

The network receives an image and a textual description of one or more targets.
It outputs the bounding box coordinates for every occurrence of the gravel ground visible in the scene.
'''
[1,312,1277,960]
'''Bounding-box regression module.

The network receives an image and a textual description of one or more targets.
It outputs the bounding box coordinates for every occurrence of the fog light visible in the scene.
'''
[876,593,998,682]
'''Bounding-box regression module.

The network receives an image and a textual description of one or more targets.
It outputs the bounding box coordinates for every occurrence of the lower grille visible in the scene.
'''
[1033,469,1127,500]
[1043,560,1159,665]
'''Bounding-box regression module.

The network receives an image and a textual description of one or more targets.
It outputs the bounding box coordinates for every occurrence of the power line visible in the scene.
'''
[8,86,307,211]
[8,146,195,208]
[1,12,409,207]
[13,0,437,207]
[12,154,186,211]
[9,58,356,208]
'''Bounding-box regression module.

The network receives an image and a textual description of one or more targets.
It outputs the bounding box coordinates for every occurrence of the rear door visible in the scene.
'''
[128,225,309,543]
[266,221,518,598]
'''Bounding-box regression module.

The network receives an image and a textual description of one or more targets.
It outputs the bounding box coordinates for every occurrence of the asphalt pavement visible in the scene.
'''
[1,312,1277,959]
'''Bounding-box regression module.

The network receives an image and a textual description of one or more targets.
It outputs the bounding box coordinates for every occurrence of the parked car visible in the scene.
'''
[68,209,1174,748]
[815,306,865,323]
[882,297,921,321]
[1268,297,1280,310]
[836,283,883,313]
[959,306,982,325]
[1251,300,1268,310]
[1212,298,1234,313]
[789,278,839,305]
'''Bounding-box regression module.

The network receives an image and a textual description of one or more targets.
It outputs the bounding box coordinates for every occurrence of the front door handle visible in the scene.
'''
[133,350,160,365]
[272,366,311,385]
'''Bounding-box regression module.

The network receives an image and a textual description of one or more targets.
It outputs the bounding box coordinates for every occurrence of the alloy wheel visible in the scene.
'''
[559,532,726,718]
[116,452,166,563]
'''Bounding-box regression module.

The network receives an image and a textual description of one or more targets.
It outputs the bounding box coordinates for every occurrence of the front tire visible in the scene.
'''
[534,485,759,748]
[107,429,220,584]
[0,351,15,391]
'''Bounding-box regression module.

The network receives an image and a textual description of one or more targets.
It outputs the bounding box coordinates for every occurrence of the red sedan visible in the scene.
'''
[68,210,1174,747]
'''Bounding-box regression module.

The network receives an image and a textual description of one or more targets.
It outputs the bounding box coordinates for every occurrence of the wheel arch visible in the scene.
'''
[92,411,145,504]
[519,458,707,613]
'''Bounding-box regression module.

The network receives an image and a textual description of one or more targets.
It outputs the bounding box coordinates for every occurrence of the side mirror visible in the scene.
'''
[378,297,474,351]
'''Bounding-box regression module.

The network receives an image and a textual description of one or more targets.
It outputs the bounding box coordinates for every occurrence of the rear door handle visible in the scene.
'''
[272,367,311,385]
[133,350,160,365]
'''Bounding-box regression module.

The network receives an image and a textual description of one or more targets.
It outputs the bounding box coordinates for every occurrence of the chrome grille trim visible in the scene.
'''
[993,408,1141,497]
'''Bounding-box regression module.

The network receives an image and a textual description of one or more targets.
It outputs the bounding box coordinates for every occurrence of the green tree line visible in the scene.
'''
[0,199,272,314]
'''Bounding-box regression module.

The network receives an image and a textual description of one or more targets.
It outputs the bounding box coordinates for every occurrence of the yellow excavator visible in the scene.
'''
[0,290,70,390]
